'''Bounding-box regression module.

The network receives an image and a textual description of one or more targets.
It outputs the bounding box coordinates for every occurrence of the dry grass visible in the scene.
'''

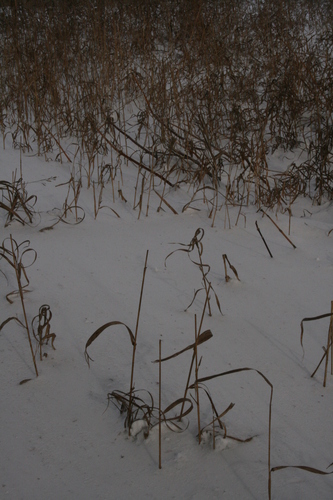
[84,258,276,496]
[0,177,36,227]
[1,1,332,496]
[0,236,38,376]
[0,0,332,222]
[0,236,56,377]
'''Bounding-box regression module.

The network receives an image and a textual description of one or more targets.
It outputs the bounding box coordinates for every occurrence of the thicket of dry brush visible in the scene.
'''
[1,0,332,222]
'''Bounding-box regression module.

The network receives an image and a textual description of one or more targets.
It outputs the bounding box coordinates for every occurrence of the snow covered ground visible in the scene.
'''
[1,142,332,499]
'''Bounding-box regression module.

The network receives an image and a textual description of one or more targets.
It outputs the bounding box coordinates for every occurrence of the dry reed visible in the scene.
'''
[1,0,332,223]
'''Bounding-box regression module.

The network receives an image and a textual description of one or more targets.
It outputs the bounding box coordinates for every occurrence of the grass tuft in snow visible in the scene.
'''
[0,177,37,227]
[0,236,38,376]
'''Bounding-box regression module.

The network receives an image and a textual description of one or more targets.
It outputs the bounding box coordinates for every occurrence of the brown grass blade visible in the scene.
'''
[85,321,135,367]
[163,397,193,420]
[300,312,333,351]
[271,464,333,475]
[0,200,27,225]
[164,247,192,267]
[0,316,26,331]
[199,390,234,438]
[40,206,85,232]
[152,330,213,363]
[19,378,32,385]
[184,287,205,312]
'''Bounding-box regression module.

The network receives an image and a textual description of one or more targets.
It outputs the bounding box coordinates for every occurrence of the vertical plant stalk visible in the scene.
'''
[255,221,273,258]
[32,305,55,361]
[179,289,210,420]
[93,181,98,219]
[128,250,149,435]
[197,247,212,316]
[331,301,333,376]
[10,235,38,377]
[194,315,201,444]
[223,254,230,282]
[222,254,240,282]
[159,338,162,470]
[138,174,145,220]
[323,301,333,386]
[268,380,273,500]
[287,207,292,236]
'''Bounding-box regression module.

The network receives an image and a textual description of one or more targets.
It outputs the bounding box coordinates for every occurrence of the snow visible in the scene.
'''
[0,142,332,500]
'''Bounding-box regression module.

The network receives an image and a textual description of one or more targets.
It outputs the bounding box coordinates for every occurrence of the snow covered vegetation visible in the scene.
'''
[0,1,332,498]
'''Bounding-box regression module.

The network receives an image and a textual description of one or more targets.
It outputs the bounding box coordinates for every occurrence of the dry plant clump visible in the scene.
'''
[0,177,37,227]
[83,240,332,498]
[0,236,55,378]
[84,265,277,496]
[0,236,38,376]
[0,236,36,304]
[1,0,332,221]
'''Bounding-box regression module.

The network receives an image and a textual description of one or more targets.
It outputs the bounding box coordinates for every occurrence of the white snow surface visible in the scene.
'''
[0,143,332,500]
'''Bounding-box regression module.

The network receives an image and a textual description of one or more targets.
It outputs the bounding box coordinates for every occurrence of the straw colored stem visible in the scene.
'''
[330,301,333,375]
[159,339,162,469]
[260,209,296,249]
[256,221,273,258]
[194,315,201,444]
[179,289,210,420]
[128,250,149,435]
[323,301,333,387]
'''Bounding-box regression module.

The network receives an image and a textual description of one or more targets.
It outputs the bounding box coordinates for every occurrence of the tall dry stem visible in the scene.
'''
[128,250,149,434]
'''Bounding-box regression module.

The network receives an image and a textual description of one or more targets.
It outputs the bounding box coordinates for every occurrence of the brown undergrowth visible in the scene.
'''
[0,0,332,223]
